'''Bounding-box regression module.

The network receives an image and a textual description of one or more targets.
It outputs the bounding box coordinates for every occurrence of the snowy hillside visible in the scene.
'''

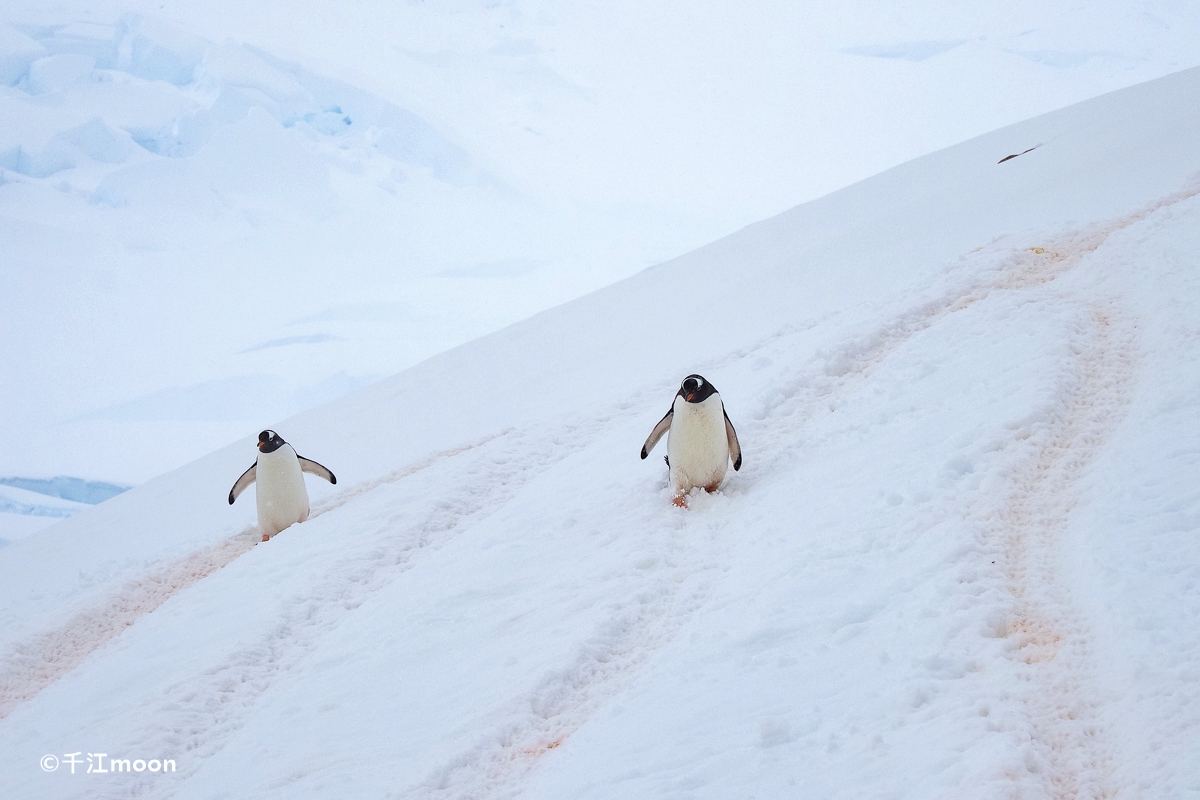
[3,66,1200,798]
[0,484,89,546]
[0,477,129,546]
[4,0,1200,489]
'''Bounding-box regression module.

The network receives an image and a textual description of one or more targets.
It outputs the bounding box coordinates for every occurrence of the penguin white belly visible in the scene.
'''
[667,394,730,495]
[255,445,310,537]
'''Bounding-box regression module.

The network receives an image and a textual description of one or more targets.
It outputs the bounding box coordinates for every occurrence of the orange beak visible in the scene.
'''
[686,393,695,401]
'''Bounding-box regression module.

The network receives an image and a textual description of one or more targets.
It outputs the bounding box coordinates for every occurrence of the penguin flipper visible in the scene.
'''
[641,409,673,459]
[724,409,742,471]
[228,463,257,504]
[298,456,337,485]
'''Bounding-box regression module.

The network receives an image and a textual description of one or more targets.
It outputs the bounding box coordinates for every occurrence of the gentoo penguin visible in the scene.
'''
[228,430,337,541]
[641,374,741,506]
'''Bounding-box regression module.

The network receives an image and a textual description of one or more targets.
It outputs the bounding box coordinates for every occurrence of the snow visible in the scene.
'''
[0,485,91,547]
[0,484,89,516]
[0,478,129,546]
[0,476,129,504]
[1,64,1199,798]
[4,1,1200,485]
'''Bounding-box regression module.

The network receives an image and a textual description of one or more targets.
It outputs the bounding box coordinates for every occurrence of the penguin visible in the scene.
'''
[641,374,741,506]
[228,430,337,541]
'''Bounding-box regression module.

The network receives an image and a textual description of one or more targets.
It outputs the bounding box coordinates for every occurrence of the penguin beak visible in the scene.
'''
[686,393,695,401]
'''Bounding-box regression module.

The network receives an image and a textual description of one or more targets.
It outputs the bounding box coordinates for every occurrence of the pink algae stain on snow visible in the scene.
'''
[519,737,565,759]
[0,528,260,719]
[990,291,1140,797]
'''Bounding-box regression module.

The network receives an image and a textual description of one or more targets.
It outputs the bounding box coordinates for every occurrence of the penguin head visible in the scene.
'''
[258,430,287,453]
[678,374,717,404]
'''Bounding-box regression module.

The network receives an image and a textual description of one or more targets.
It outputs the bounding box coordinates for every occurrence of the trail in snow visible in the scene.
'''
[948,195,1199,796]
[819,189,1196,798]
[959,187,1200,798]
[986,297,1138,799]
[747,176,1199,461]
[0,432,508,721]
[306,430,513,520]
[0,528,259,721]
[404,502,730,800]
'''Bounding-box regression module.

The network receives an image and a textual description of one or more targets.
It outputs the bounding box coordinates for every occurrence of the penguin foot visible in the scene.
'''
[261,533,270,542]
[672,495,687,508]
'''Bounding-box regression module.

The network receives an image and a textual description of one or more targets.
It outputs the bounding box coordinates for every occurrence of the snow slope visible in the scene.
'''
[2,67,1200,798]
[0,485,89,546]
[4,1,1200,485]
[0,479,130,546]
